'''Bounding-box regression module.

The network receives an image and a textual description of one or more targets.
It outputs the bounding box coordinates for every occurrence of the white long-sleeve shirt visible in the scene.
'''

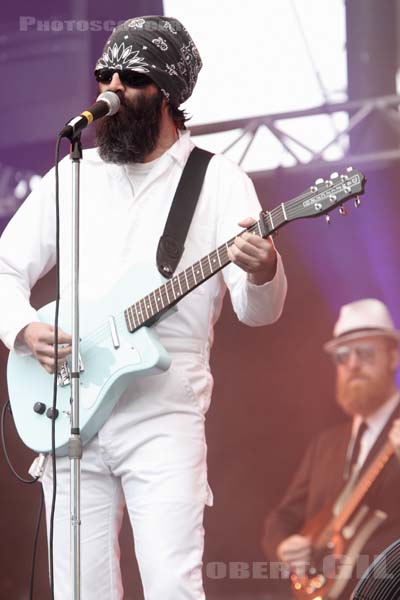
[0,131,287,412]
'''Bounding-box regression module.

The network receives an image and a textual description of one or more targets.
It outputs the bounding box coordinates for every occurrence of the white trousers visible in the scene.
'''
[41,360,213,600]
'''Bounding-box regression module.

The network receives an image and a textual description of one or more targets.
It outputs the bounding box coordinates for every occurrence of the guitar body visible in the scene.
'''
[7,264,172,456]
[291,504,388,600]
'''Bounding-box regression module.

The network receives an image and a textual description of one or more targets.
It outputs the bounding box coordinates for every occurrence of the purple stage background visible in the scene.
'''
[1,2,400,599]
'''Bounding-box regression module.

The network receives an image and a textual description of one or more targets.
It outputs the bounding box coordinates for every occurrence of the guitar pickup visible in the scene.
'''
[108,315,120,349]
[57,354,84,387]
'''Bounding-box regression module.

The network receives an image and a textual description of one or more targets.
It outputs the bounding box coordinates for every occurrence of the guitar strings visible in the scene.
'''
[73,215,294,351]
[69,184,348,354]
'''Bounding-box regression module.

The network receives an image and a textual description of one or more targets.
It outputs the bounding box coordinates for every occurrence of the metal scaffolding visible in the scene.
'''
[191,94,400,177]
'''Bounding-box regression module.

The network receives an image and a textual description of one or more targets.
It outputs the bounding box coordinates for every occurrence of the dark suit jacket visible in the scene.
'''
[263,402,400,598]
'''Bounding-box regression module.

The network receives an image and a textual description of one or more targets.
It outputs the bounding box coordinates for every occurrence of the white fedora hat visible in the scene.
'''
[324,298,400,353]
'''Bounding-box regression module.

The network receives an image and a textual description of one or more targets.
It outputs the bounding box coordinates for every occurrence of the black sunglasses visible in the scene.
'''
[95,69,154,88]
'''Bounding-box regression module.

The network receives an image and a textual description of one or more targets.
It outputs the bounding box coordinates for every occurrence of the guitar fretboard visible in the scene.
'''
[122,168,364,333]
[123,207,287,332]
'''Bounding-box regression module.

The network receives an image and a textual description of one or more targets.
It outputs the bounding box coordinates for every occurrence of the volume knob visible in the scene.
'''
[46,407,59,420]
[33,402,46,415]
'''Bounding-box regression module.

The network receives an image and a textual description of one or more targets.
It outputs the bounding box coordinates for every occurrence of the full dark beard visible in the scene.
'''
[95,88,164,164]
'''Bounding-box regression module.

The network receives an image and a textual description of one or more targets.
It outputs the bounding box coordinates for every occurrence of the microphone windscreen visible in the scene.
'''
[96,91,120,116]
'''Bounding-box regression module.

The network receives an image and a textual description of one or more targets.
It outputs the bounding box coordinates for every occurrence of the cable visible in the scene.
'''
[1,399,45,599]
[1,132,63,598]
[0,133,63,600]
[1,401,38,484]
[48,133,63,600]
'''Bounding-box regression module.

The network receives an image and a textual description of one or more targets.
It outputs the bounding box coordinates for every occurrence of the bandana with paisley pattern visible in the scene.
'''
[95,15,202,106]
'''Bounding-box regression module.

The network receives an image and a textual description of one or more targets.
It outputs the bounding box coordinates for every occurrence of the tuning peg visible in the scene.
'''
[346,166,353,173]
[339,205,347,216]
[330,172,339,180]
[354,195,361,207]
[315,178,324,185]
[325,215,331,224]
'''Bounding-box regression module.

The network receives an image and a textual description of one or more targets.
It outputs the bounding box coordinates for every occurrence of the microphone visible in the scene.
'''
[59,91,120,139]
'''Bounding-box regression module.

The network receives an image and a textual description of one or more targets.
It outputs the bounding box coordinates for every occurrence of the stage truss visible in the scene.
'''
[191,94,400,179]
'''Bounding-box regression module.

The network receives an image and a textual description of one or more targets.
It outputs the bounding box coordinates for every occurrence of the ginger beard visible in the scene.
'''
[95,86,164,164]
[336,340,398,417]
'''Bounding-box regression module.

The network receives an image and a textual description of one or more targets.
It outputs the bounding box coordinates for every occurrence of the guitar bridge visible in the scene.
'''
[57,355,84,387]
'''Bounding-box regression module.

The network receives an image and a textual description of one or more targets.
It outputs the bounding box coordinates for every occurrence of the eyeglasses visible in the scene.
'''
[94,69,154,88]
[332,344,377,366]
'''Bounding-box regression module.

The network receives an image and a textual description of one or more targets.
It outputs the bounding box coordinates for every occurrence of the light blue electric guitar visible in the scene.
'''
[7,168,366,456]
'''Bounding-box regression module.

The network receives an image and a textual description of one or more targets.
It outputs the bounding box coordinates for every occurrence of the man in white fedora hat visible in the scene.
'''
[262,298,400,600]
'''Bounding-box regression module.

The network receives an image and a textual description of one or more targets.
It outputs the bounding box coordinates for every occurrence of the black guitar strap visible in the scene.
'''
[156,146,214,279]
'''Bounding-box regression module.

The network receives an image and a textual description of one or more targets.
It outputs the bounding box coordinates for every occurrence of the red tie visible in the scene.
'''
[344,421,368,480]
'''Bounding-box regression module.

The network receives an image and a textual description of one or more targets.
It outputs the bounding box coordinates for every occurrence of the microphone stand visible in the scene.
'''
[68,134,83,600]
[57,91,119,600]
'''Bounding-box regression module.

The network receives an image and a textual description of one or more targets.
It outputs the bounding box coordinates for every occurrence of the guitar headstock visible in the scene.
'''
[278,166,366,224]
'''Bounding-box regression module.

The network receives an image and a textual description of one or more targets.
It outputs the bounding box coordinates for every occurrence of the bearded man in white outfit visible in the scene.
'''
[0,15,287,600]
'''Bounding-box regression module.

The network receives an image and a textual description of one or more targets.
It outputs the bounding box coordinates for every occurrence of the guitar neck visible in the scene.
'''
[122,207,286,333]
[122,166,366,333]
[333,440,394,532]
